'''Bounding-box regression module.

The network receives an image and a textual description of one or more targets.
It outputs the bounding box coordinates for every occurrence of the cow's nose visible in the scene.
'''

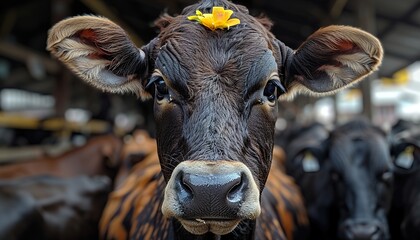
[175,171,248,219]
[342,220,383,240]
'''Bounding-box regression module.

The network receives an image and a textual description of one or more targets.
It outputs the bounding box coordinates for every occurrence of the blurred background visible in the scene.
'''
[1,0,420,152]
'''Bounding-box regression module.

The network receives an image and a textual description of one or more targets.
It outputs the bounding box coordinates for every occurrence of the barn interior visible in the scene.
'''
[1,0,420,144]
[1,0,420,239]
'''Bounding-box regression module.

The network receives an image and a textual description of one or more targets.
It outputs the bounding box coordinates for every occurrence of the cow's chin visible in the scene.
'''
[178,219,241,235]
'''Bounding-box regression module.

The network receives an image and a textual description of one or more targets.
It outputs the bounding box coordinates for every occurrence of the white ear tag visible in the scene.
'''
[302,151,320,172]
[395,146,414,169]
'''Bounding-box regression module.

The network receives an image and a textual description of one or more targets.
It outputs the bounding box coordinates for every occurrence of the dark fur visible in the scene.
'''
[330,119,393,240]
[0,176,111,240]
[47,0,384,238]
[389,120,420,240]
[283,120,393,240]
[149,2,282,190]
[281,122,335,239]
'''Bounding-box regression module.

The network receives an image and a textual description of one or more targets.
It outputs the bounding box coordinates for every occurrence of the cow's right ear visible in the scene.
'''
[47,16,152,99]
[274,25,383,100]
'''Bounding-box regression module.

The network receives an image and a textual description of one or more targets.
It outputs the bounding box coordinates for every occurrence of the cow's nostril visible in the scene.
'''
[176,171,194,202]
[227,173,247,203]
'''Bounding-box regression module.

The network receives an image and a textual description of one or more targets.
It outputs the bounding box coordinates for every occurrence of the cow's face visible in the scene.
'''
[153,9,282,235]
[330,123,393,240]
[389,125,420,239]
[47,0,382,235]
[283,123,336,237]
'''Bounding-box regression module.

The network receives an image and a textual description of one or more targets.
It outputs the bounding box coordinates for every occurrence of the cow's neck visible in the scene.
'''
[170,219,256,240]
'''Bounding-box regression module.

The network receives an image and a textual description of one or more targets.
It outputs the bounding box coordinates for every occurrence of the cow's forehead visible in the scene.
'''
[331,133,391,173]
[153,16,276,93]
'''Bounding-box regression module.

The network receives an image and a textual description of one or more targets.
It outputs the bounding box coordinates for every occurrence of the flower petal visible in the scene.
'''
[188,6,240,31]
[187,15,200,21]
[226,18,240,27]
[202,13,213,18]
[200,17,215,31]
[222,9,233,23]
[212,7,227,23]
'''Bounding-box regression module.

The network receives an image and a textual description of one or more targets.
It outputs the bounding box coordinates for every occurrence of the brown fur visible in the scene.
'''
[0,134,122,180]
[114,130,157,186]
[46,0,383,238]
[100,134,308,240]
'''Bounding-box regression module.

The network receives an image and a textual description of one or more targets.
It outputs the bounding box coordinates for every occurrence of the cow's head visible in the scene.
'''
[47,0,382,236]
[389,122,420,239]
[330,120,393,240]
[283,122,336,239]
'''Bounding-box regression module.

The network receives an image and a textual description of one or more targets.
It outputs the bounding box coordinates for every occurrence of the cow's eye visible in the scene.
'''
[263,80,286,102]
[155,78,169,101]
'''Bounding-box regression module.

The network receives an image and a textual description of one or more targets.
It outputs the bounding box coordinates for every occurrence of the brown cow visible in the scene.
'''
[47,0,382,238]
[115,129,157,186]
[100,138,308,240]
[0,134,122,181]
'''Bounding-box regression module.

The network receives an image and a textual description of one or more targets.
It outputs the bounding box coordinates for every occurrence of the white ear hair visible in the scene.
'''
[278,25,383,101]
[47,15,151,99]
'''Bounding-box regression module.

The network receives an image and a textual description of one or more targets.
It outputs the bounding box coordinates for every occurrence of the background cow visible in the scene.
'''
[280,122,336,240]
[329,119,393,240]
[388,120,420,240]
[0,175,111,240]
[114,129,158,187]
[46,0,383,238]
[0,134,123,182]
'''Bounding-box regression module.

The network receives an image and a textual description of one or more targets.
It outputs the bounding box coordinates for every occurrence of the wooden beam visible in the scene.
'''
[378,1,420,39]
[343,7,420,31]
[329,0,348,22]
[0,9,17,37]
[357,0,376,120]
[80,0,144,46]
[377,12,420,30]
[0,41,60,74]
[0,112,110,133]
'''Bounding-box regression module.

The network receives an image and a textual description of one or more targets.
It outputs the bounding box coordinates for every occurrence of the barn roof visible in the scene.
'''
[1,0,419,98]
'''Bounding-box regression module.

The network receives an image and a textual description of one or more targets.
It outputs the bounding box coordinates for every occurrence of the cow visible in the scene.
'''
[388,120,420,240]
[0,134,123,182]
[46,0,383,238]
[114,129,158,187]
[0,175,111,240]
[100,138,309,240]
[281,122,335,239]
[328,119,393,240]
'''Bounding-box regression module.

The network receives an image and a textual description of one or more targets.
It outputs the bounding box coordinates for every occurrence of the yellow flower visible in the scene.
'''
[187,6,240,31]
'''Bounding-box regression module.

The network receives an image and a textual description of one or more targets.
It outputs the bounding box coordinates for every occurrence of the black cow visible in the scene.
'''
[283,120,394,240]
[329,119,393,240]
[0,175,111,240]
[282,122,336,239]
[46,0,383,238]
[388,120,420,240]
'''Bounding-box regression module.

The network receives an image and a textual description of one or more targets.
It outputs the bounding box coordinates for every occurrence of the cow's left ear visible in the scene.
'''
[280,25,383,99]
[47,16,153,99]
